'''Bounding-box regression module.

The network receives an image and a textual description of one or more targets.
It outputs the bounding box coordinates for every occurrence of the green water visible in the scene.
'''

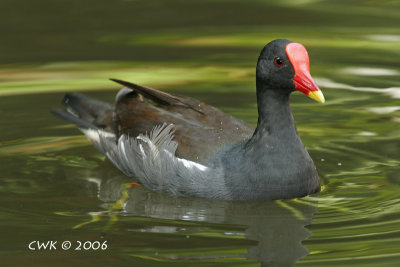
[1,0,400,266]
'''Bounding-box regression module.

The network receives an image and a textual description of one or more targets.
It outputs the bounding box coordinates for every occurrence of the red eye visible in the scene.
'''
[274,57,284,67]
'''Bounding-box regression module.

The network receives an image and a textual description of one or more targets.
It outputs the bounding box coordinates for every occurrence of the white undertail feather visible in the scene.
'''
[81,124,228,198]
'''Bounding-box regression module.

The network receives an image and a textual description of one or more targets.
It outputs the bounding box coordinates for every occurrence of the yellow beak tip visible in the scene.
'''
[308,90,325,103]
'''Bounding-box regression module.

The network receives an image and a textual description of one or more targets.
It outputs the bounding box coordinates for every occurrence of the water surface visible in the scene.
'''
[1,0,400,266]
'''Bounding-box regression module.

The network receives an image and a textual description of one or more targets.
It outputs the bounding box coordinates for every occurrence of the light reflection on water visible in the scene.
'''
[317,78,400,99]
[1,0,400,265]
[0,75,399,265]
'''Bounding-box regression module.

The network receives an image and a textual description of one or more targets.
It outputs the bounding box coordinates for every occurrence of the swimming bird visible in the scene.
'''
[52,39,324,200]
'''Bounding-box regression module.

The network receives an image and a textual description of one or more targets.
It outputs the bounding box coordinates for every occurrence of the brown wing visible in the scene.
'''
[111,79,255,163]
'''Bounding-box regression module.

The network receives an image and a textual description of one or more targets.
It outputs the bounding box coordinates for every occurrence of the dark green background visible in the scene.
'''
[1,0,400,266]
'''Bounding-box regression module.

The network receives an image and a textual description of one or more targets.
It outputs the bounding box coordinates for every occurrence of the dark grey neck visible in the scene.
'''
[215,81,319,200]
[246,84,298,149]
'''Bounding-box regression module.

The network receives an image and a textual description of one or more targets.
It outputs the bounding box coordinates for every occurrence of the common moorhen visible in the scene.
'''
[52,39,325,200]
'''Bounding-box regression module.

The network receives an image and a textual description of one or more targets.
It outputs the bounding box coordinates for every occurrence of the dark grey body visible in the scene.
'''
[52,39,321,201]
[213,90,319,200]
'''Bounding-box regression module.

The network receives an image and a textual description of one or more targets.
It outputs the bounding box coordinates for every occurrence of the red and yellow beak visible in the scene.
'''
[286,43,325,103]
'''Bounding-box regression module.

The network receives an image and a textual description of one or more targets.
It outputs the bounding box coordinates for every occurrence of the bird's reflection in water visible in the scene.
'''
[85,170,317,266]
